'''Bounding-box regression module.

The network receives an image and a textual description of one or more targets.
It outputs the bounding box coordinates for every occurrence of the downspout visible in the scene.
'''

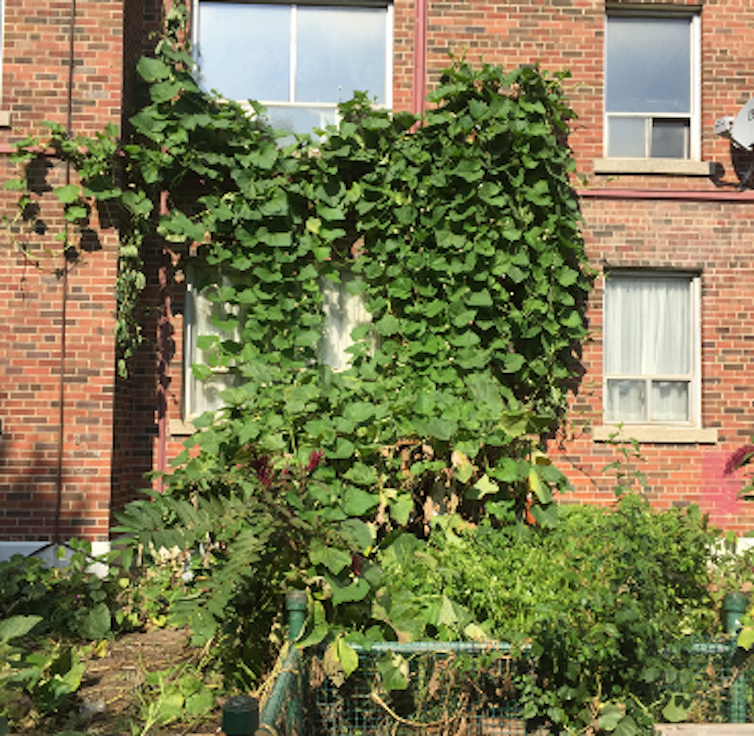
[412,0,427,117]
[156,190,171,491]
[53,0,77,545]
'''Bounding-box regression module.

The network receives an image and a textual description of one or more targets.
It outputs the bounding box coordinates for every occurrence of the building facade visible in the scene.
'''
[2,0,754,554]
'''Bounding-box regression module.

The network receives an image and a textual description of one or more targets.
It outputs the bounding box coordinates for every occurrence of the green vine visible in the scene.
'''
[6,0,597,714]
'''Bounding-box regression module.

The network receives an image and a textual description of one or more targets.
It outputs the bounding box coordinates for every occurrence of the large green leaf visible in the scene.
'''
[0,615,42,644]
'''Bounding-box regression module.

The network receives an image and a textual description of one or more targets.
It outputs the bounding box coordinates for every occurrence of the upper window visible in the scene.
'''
[603,273,700,426]
[194,0,392,134]
[605,13,700,160]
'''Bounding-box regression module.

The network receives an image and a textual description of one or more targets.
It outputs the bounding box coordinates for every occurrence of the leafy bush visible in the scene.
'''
[0,615,85,734]
[378,497,720,734]
[0,544,116,642]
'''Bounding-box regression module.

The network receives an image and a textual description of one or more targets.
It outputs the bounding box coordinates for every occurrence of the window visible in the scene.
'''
[194,0,392,134]
[603,273,700,425]
[184,267,242,418]
[605,13,700,160]
[183,266,371,419]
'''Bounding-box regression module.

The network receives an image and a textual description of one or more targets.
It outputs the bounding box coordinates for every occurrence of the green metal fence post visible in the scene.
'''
[287,589,308,642]
[222,694,259,735]
[287,589,307,735]
[724,591,748,723]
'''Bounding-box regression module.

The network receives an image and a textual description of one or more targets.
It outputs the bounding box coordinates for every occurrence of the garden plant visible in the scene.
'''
[1,2,749,735]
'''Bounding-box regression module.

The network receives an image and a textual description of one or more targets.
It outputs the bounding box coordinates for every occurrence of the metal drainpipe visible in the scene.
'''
[412,0,428,117]
[53,0,77,545]
[156,190,171,491]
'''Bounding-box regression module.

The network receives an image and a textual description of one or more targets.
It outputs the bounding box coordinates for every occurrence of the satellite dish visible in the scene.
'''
[730,98,754,150]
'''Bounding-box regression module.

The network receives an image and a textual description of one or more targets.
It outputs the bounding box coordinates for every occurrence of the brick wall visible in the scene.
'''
[0,0,124,542]
[135,0,754,534]
[10,0,754,541]
[387,0,754,530]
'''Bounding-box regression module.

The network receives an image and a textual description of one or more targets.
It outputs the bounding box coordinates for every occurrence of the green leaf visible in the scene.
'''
[662,694,692,723]
[81,603,112,640]
[54,183,81,204]
[329,438,355,460]
[738,625,754,650]
[390,494,414,525]
[137,56,171,82]
[528,467,552,504]
[467,474,498,500]
[597,704,624,731]
[327,574,370,606]
[0,615,42,643]
[310,541,352,574]
[334,637,359,678]
[377,652,409,691]
[345,462,378,486]
[343,486,379,516]
[376,313,400,336]
[613,715,640,736]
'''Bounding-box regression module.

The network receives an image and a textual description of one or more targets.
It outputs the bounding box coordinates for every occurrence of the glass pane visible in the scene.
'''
[190,372,237,416]
[606,379,646,422]
[651,381,689,422]
[197,2,290,102]
[604,276,690,376]
[651,119,689,159]
[265,104,337,135]
[296,6,387,104]
[320,272,371,372]
[607,117,647,158]
[606,16,691,114]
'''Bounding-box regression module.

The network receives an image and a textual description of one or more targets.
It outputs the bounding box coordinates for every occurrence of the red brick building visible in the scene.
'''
[2,0,754,555]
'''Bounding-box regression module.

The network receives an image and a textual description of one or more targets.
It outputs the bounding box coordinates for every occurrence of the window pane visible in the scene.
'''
[320,272,371,372]
[265,104,337,134]
[607,117,647,158]
[606,379,646,422]
[604,276,690,376]
[606,16,691,114]
[651,119,688,159]
[296,6,387,104]
[190,372,237,416]
[198,2,290,102]
[651,381,689,422]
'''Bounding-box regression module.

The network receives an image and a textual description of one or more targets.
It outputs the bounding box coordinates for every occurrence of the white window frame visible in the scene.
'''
[191,0,393,132]
[602,271,702,428]
[183,264,372,420]
[183,265,242,420]
[604,10,701,161]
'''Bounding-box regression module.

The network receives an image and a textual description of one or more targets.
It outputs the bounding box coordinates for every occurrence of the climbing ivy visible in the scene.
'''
[6,0,593,692]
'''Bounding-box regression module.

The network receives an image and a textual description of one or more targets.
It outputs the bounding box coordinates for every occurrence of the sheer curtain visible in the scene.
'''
[320,272,371,372]
[187,279,240,417]
[604,276,690,422]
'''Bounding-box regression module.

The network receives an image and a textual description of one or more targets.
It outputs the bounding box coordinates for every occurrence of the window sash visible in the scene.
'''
[194,1,393,133]
[604,13,700,160]
[603,273,700,426]
[184,265,372,418]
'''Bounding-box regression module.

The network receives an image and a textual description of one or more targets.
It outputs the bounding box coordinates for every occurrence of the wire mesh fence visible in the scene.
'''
[257,637,752,736]
[309,642,548,736]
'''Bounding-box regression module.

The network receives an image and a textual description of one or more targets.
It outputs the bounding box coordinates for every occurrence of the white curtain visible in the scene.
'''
[320,272,371,372]
[188,280,240,416]
[605,276,690,422]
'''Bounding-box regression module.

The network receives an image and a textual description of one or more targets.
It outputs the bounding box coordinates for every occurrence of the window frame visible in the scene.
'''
[602,270,702,428]
[603,10,701,162]
[183,262,372,420]
[191,0,394,133]
[183,264,243,421]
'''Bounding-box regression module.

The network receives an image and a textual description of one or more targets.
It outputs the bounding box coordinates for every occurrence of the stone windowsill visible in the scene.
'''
[0,110,11,128]
[593,424,718,444]
[169,418,196,437]
[592,158,715,176]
